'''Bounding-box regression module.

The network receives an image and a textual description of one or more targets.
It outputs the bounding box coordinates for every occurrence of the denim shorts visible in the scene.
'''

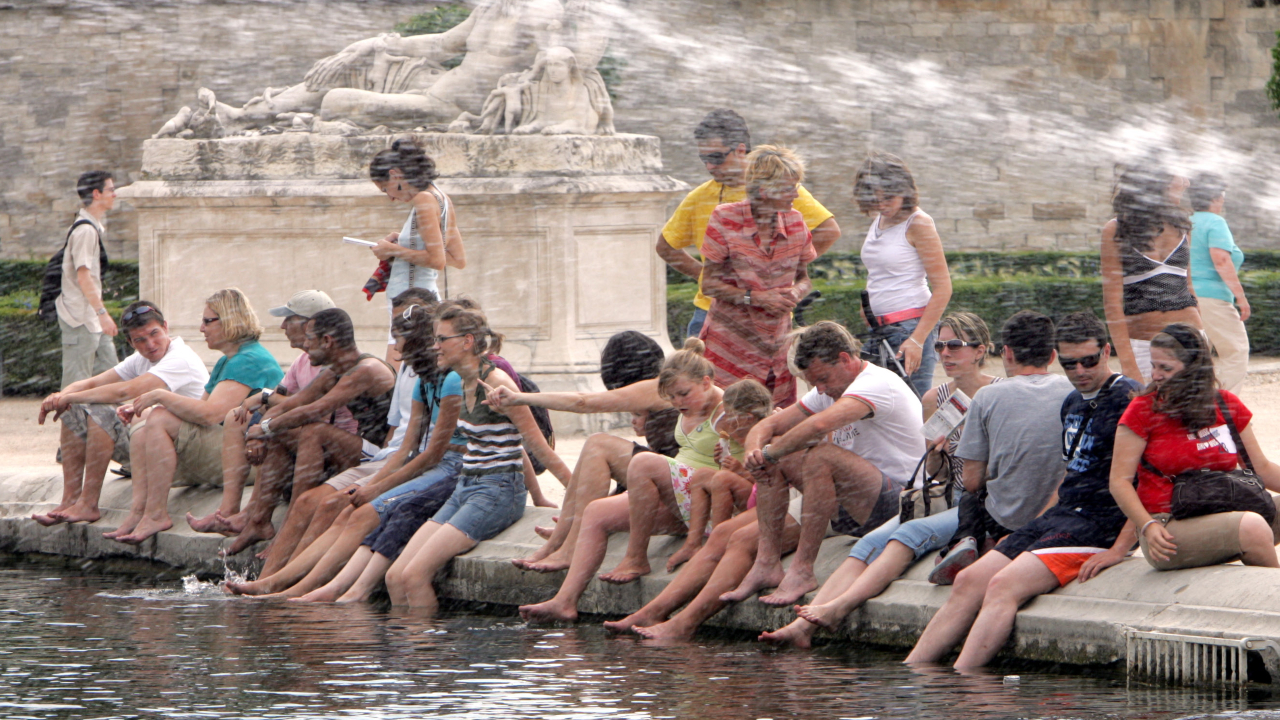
[370,450,465,517]
[431,471,527,542]
[867,317,937,397]
[848,506,960,564]
[363,473,461,561]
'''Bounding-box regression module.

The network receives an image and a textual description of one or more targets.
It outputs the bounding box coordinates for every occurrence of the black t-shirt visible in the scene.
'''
[1056,374,1142,513]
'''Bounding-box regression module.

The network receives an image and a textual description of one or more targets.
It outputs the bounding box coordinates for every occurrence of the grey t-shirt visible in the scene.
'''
[955,372,1074,530]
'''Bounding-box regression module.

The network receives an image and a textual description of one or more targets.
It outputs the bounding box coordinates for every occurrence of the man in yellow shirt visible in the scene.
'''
[657,109,841,338]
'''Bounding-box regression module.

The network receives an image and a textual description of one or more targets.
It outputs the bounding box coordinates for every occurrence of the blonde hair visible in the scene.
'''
[657,337,715,399]
[937,311,993,367]
[745,145,805,199]
[205,288,262,345]
[435,298,503,356]
[722,378,772,420]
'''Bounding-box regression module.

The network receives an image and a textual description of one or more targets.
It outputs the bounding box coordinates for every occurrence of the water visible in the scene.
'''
[2,564,1280,719]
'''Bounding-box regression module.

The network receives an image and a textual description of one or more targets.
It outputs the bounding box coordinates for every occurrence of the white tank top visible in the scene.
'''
[860,210,932,317]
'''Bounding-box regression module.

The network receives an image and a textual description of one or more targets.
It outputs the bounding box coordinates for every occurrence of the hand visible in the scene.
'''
[1142,520,1178,563]
[1238,297,1251,322]
[752,288,799,316]
[897,338,923,376]
[232,405,250,425]
[245,438,267,465]
[484,384,519,408]
[245,424,267,442]
[720,454,746,476]
[927,436,947,455]
[1076,547,1126,582]
[116,405,136,425]
[99,313,118,337]
[348,483,379,507]
[133,389,166,414]
[371,237,400,262]
[38,393,64,425]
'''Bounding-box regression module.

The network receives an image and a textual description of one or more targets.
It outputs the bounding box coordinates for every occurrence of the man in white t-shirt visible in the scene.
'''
[725,321,925,607]
[35,300,209,526]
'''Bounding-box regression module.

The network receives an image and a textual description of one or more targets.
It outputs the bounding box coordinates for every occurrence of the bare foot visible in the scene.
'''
[214,510,247,534]
[534,525,555,540]
[32,512,65,527]
[603,610,661,635]
[115,516,173,545]
[512,538,562,568]
[186,511,236,534]
[292,586,341,603]
[758,618,816,648]
[519,599,578,625]
[102,514,142,540]
[598,557,651,585]
[665,543,700,573]
[222,520,275,556]
[634,619,695,642]
[56,503,101,524]
[758,568,818,607]
[794,602,844,630]
[533,497,559,509]
[524,548,574,573]
[719,561,785,603]
[223,579,270,596]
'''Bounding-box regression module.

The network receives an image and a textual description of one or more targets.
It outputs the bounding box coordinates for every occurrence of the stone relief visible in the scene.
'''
[154,0,617,139]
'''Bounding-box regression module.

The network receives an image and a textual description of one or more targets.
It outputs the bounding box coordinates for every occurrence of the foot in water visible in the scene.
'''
[603,609,663,635]
[633,619,696,642]
[519,599,578,625]
[758,618,817,648]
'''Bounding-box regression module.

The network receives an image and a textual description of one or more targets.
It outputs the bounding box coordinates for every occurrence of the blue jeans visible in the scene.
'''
[867,317,937,397]
[847,506,960,564]
[686,307,708,339]
[370,450,465,517]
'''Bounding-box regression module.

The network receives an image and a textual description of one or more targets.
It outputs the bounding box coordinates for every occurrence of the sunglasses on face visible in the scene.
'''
[933,339,981,353]
[1059,351,1103,370]
[699,151,730,166]
[201,316,220,327]
[121,305,155,324]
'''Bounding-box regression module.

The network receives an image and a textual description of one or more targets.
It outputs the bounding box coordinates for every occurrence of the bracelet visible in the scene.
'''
[1140,518,1161,536]
[259,417,274,438]
[761,444,779,465]
[906,337,923,350]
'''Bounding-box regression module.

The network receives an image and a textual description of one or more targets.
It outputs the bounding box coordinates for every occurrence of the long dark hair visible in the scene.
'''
[1146,323,1218,430]
[1112,161,1191,254]
[369,138,439,191]
[394,302,440,383]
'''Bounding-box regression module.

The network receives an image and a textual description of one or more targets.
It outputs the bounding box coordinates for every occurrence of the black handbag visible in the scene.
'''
[899,449,956,524]
[1146,395,1276,524]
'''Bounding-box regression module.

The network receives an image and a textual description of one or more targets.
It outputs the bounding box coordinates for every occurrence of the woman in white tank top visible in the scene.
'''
[854,153,953,396]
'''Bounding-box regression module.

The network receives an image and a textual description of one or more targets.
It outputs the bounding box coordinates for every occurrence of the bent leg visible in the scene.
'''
[520,494,631,623]
[522,434,633,570]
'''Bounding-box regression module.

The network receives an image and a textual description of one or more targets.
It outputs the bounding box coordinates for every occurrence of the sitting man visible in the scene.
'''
[905,311,1138,668]
[220,307,397,555]
[725,320,925,606]
[187,289,354,534]
[35,301,208,526]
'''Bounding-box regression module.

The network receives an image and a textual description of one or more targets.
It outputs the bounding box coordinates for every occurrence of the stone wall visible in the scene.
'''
[1,0,1279,260]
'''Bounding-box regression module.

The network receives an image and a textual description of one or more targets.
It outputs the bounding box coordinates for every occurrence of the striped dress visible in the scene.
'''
[456,362,525,477]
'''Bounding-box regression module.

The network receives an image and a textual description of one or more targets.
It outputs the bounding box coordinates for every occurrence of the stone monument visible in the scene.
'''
[119,0,685,435]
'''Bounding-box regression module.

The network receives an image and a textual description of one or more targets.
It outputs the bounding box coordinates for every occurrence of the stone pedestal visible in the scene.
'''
[118,133,687,435]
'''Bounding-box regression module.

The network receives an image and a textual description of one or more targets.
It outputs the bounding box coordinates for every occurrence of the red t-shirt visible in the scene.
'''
[1118,390,1252,514]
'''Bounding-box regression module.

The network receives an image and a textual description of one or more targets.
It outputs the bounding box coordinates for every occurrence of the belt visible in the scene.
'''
[875,307,926,325]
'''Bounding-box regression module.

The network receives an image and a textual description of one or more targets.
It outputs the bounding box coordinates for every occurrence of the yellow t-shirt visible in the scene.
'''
[662,181,833,310]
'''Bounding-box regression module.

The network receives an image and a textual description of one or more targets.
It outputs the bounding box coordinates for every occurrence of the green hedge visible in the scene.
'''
[0,260,138,396]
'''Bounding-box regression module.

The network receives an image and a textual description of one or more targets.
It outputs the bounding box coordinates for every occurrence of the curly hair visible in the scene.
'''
[369,138,439,191]
[1146,323,1219,430]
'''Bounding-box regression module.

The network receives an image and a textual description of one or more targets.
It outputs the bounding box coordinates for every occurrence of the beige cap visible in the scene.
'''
[269,290,336,318]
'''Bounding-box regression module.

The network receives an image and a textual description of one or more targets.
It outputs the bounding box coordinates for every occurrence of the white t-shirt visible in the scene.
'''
[112,336,209,399]
[372,363,419,462]
[798,361,925,486]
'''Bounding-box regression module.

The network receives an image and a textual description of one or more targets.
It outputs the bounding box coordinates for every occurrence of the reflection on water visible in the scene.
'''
[0,563,1278,719]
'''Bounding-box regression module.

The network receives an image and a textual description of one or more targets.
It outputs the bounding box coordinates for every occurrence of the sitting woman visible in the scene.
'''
[517,341,725,624]
[700,145,815,408]
[1106,324,1280,572]
[107,288,284,544]
[484,330,678,572]
[761,312,998,647]
[1101,161,1202,382]
[384,301,572,613]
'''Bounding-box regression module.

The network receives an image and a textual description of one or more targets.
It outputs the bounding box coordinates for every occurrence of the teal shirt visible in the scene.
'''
[204,340,284,396]
[1190,210,1243,303]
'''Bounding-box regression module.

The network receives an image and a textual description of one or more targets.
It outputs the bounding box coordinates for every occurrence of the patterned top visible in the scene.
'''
[456,361,525,477]
[1120,235,1197,316]
[700,200,816,408]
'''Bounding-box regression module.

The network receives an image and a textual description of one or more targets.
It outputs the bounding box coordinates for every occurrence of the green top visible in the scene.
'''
[205,340,284,396]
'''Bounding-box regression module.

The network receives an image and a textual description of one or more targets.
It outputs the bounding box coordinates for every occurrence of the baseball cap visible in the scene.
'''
[269,290,336,318]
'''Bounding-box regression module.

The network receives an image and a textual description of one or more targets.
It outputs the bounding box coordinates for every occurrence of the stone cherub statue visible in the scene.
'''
[154,0,618,138]
[452,46,611,135]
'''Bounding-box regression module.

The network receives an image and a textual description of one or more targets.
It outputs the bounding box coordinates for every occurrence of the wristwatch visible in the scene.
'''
[95,307,107,316]
[761,443,779,465]
[742,288,753,306]
[259,417,274,438]
[259,389,272,408]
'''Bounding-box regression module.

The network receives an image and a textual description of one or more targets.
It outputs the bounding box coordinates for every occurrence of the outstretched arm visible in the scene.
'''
[486,378,667,415]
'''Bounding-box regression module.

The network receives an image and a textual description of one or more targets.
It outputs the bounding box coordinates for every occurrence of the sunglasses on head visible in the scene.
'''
[121,305,155,324]
[933,339,981,353]
[1059,351,1103,370]
[698,151,730,166]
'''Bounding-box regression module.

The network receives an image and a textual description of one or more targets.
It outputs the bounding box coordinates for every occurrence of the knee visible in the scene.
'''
[1239,512,1276,550]
[952,566,989,599]
[320,492,350,513]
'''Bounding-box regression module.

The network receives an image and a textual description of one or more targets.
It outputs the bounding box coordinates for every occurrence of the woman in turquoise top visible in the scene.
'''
[108,288,283,545]
[1188,173,1250,392]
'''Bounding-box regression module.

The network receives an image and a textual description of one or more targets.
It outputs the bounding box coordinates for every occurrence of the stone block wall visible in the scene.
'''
[1,0,1278,259]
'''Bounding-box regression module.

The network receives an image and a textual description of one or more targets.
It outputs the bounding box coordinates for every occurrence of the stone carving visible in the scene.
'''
[154,0,617,139]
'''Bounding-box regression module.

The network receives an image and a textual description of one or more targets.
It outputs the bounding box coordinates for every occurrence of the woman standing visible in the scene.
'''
[369,139,466,360]
[1101,162,1202,382]
[700,145,816,408]
[1188,173,1250,393]
[1103,324,1280,572]
[854,152,952,397]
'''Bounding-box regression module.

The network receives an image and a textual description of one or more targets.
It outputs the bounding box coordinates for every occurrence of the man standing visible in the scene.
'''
[57,171,118,388]
[656,109,841,338]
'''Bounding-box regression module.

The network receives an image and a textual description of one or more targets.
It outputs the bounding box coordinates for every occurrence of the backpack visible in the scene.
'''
[514,373,557,475]
[38,218,108,322]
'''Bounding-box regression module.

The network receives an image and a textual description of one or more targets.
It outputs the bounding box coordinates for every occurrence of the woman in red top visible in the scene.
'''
[700,145,816,408]
[1108,323,1280,571]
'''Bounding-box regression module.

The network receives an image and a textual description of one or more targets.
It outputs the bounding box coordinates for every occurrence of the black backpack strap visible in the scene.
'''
[1216,393,1255,473]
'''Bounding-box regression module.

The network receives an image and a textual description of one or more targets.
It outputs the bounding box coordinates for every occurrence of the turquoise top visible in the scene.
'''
[1190,211,1243,304]
[413,370,466,445]
[204,341,284,396]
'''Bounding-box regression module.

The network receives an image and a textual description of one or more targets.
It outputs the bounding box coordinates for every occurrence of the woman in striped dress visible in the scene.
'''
[385,301,572,614]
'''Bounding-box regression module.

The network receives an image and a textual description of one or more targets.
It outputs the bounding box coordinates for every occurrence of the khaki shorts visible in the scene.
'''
[171,421,226,487]
[1140,500,1280,571]
[324,460,387,491]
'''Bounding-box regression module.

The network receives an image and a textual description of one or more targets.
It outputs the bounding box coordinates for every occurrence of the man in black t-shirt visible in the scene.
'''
[906,312,1140,668]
